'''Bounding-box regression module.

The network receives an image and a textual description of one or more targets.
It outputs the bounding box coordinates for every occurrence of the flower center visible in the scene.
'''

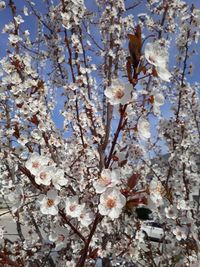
[32,161,39,168]
[106,197,116,209]
[114,88,124,99]
[47,198,54,207]
[57,234,65,242]
[40,172,47,180]
[69,204,76,212]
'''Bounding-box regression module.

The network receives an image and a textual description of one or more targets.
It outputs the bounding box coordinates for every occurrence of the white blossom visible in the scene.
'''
[165,205,177,219]
[8,34,22,44]
[104,79,132,105]
[0,1,5,10]
[149,180,164,206]
[25,153,50,175]
[7,186,24,213]
[52,168,68,190]
[145,41,171,82]
[173,226,187,241]
[65,196,84,218]
[78,210,94,227]
[98,188,126,220]
[49,226,69,251]
[34,166,55,186]
[137,117,151,140]
[152,93,165,115]
[38,190,60,215]
[93,168,120,194]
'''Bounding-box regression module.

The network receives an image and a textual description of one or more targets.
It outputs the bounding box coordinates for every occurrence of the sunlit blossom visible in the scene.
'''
[0,1,5,10]
[65,196,84,218]
[7,186,24,213]
[34,166,54,186]
[78,210,94,227]
[25,153,50,175]
[173,226,187,241]
[137,117,151,140]
[49,226,69,251]
[145,41,171,82]
[38,190,60,216]
[93,168,120,194]
[104,79,132,105]
[52,168,68,190]
[152,93,165,115]
[98,188,126,220]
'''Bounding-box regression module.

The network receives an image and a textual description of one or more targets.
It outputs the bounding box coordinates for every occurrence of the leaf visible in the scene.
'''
[118,159,127,167]
[126,56,133,83]
[88,247,99,260]
[140,65,147,75]
[31,80,45,94]
[127,173,140,189]
[128,25,142,69]
[149,95,154,104]
[13,123,20,139]
[125,196,148,210]
[28,114,39,125]
[152,66,158,77]
[135,24,142,40]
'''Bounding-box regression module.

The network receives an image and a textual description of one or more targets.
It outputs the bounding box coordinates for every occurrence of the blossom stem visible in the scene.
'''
[75,213,103,267]
[59,210,86,243]
[105,105,127,168]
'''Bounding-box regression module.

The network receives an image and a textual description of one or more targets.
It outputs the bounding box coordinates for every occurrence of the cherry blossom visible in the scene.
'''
[173,226,188,241]
[52,168,68,190]
[65,196,84,218]
[0,0,199,266]
[38,190,60,216]
[93,168,120,194]
[49,226,69,251]
[25,153,50,175]
[164,205,178,219]
[7,186,24,213]
[0,1,5,10]
[34,166,54,186]
[149,180,164,206]
[152,92,165,115]
[78,210,94,227]
[98,188,126,220]
[104,79,132,105]
[144,41,172,82]
[137,117,151,140]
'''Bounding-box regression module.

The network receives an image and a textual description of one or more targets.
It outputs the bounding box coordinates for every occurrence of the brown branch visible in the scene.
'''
[63,30,86,148]
[0,251,22,267]
[75,213,103,267]
[126,0,143,11]
[59,210,86,243]
[105,105,127,168]
[18,165,41,190]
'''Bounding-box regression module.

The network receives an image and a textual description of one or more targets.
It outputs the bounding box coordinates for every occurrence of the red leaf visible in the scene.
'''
[126,196,148,209]
[127,173,140,189]
[152,66,158,77]
[88,247,99,260]
[28,114,39,125]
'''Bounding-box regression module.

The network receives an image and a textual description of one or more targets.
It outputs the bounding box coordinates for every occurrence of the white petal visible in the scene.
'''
[98,204,109,216]
[137,118,151,139]
[156,66,171,82]
[154,93,165,106]
[108,207,122,220]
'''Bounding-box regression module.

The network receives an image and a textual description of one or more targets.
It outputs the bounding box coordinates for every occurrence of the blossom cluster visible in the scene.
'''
[0,0,199,267]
